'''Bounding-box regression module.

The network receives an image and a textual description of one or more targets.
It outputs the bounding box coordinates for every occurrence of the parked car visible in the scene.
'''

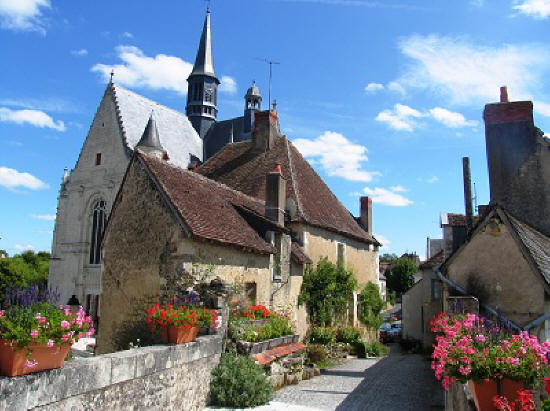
[379,323,392,343]
[387,322,403,342]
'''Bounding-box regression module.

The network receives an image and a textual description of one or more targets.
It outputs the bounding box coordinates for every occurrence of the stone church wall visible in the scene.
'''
[0,335,222,411]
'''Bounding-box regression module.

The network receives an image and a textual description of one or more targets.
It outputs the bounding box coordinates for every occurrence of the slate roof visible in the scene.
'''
[111,83,203,168]
[138,151,275,254]
[419,250,445,269]
[507,213,550,285]
[196,136,380,245]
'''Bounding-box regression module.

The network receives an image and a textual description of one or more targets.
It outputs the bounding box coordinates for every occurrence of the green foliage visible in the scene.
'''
[231,312,293,342]
[336,326,362,344]
[379,253,398,263]
[358,282,385,331]
[385,258,417,296]
[298,258,357,326]
[363,341,389,357]
[306,326,337,345]
[210,352,274,408]
[0,251,50,304]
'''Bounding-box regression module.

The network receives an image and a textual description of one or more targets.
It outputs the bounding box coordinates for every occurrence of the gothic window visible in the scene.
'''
[89,200,106,265]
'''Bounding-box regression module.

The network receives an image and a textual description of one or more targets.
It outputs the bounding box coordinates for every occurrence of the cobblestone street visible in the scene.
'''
[254,344,444,411]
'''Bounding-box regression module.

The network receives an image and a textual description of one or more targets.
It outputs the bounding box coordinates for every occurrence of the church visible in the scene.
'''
[49,10,381,335]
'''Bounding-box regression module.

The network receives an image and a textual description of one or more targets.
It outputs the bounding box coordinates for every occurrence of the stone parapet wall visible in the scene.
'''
[0,335,222,411]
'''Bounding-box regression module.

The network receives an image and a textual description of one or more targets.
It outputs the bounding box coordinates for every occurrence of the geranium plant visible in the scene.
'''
[0,302,94,366]
[430,313,550,390]
[146,304,217,329]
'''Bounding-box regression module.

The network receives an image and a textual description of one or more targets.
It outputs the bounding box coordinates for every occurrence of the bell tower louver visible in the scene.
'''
[186,10,219,139]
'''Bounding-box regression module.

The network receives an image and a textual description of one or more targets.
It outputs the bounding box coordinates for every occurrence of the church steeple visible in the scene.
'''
[186,10,219,139]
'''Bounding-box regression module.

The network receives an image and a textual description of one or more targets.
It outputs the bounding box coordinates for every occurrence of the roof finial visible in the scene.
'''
[205,0,211,13]
[110,69,115,83]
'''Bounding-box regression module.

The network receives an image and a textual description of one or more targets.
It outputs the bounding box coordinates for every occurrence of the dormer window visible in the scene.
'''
[95,153,102,166]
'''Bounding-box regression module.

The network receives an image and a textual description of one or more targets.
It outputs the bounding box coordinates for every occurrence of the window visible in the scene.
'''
[95,153,102,166]
[89,200,106,265]
[337,243,346,265]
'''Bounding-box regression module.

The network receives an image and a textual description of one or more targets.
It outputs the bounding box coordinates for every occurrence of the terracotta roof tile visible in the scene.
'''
[252,342,307,365]
[419,250,445,269]
[197,137,378,244]
[138,151,276,254]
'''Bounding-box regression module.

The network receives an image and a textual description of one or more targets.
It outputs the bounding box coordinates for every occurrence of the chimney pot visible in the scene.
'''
[500,86,509,103]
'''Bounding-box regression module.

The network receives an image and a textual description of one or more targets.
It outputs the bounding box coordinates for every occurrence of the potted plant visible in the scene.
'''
[430,313,549,410]
[0,303,94,377]
[146,304,217,344]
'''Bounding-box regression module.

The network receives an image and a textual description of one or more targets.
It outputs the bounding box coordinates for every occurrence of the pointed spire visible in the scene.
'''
[190,11,217,79]
[136,111,166,157]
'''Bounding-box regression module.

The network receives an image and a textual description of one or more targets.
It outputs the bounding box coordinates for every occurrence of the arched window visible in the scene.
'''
[89,200,106,265]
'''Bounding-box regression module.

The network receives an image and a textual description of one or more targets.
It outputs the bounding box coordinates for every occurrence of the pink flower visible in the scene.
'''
[0,310,4,319]
[46,339,54,347]
[30,330,39,338]
[24,359,38,368]
[459,365,472,376]
[61,320,71,329]
[61,334,70,343]
[85,328,96,337]
[475,334,486,343]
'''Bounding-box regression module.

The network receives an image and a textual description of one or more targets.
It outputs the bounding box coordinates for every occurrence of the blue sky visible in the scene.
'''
[1,0,550,259]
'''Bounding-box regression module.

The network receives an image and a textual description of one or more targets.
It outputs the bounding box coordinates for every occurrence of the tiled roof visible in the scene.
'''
[507,214,550,285]
[441,213,480,227]
[291,242,312,265]
[111,83,203,168]
[197,137,379,245]
[138,151,276,254]
[419,250,445,269]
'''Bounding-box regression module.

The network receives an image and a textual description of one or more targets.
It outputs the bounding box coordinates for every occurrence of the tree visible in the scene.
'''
[358,282,385,330]
[0,251,50,304]
[385,257,417,297]
[298,258,357,326]
[379,253,398,263]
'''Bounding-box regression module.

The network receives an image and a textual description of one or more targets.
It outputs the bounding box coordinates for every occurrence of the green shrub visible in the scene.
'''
[210,352,274,408]
[306,326,337,345]
[358,282,385,331]
[357,341,389,358]
[305,344,327,365]
[336,326,362,344]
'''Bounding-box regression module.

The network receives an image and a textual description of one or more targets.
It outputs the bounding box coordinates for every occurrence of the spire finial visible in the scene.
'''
[205,0,211,13]
[110,69,114,83]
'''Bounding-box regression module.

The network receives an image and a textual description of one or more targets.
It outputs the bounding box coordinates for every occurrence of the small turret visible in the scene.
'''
[244,81,262,134]
[136,112,167,158]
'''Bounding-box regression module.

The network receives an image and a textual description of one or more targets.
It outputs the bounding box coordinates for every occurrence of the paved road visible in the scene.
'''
[254,344,444,411]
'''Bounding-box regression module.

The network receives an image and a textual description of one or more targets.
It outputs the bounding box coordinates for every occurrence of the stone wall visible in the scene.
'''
[0,335,222,411]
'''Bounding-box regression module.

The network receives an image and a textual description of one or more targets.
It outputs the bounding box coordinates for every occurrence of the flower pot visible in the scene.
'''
[161,325,200,344]
[468,379,524,411]
[0,340,71,377]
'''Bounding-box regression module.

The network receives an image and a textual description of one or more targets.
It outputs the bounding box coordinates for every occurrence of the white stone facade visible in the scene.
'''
[49,83,202,309]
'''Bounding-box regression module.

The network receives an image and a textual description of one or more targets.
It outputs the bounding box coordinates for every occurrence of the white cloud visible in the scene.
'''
[365,83,384,93]
[374,233,391,250]
[363,186,413,206]
[387,81,406,96]
[293,131,380,182]
[30,214,55,220]
[91,46,193,95]
[0,0,50,33]
[513,0,550,18]
[15,244,35,251]
[121,31,133,38]
[535,101,550,116]
[0,166,48,190]
[429,107,478,128]
[71,49,88,57]
[390,185,407,192]
[396,34,550,107]
[376,103,424,131]
[219,75,237,94]
[418,175,439,183]
[0,107,65,131]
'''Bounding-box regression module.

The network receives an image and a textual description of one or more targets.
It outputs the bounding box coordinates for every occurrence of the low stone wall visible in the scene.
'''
[0,335,222,411]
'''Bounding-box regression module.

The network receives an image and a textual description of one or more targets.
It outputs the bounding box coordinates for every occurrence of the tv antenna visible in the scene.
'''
[256,58,280,110]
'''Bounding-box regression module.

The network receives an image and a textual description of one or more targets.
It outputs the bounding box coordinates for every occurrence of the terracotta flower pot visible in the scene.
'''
[0,339,71,377]
[468,379,524,411]
[161,325,200,344]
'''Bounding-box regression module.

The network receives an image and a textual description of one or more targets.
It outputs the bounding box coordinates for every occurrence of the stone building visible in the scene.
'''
[441,88,550,341]
[49,10,266,312]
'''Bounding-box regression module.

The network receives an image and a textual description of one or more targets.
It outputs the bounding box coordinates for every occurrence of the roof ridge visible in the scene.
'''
[110,82,132,152]
[111,83,189,120]
[141,151,266,207]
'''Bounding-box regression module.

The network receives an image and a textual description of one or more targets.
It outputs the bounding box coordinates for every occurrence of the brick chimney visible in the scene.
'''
[252,110,280,153]
[483,86,550,235]
[359,196,372,235]
[265,163,286,226]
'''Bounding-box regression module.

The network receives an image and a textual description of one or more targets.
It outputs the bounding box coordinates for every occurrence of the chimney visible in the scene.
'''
[252,110,280,153]
[265,163,286,225]
[462,157,473,233]
[359,196,372,235]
